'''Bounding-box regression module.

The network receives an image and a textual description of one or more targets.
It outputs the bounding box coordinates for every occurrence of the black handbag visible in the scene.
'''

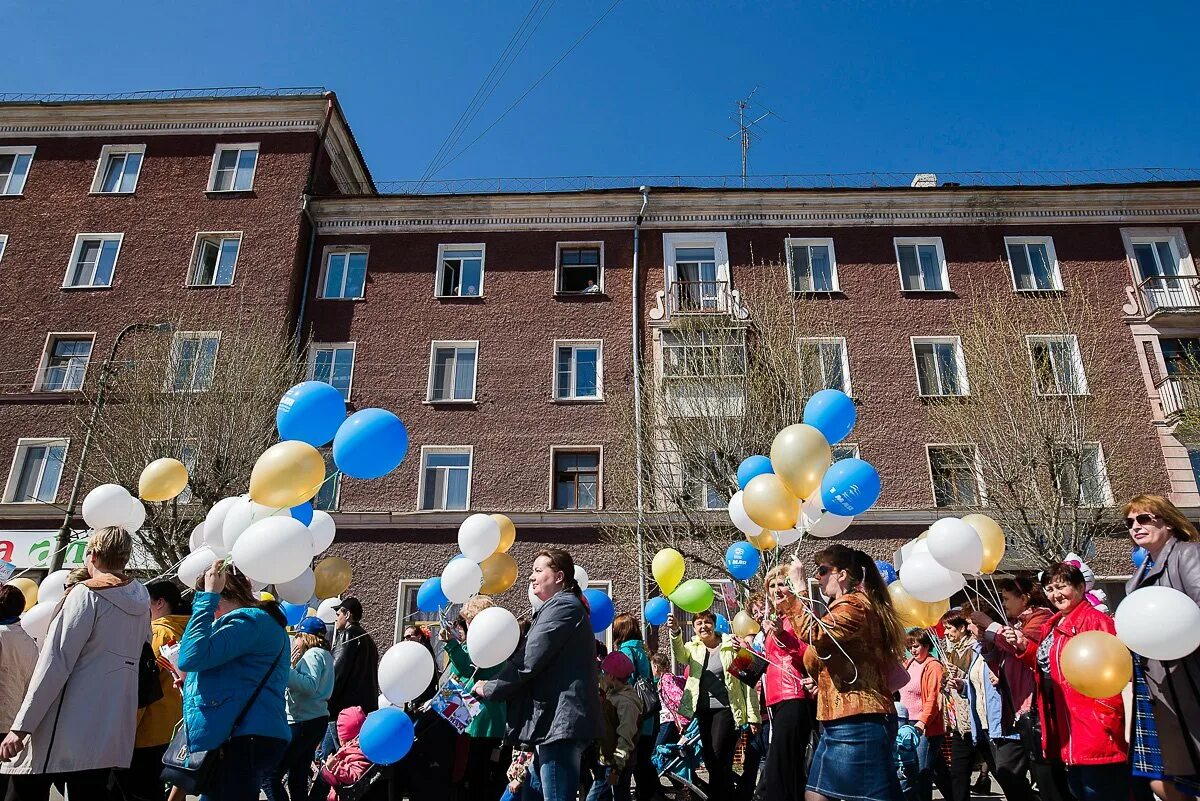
[334,763,386,801]
[138,641,164,709]
[161,647,285,793]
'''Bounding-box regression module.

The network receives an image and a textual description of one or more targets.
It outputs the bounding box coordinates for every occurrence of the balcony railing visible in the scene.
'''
[1138,276,1200,317]
[670,280,730,314]
[1157,374,1200,420]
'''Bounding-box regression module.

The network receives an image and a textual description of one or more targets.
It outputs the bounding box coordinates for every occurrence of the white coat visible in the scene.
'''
[0,621,39,732]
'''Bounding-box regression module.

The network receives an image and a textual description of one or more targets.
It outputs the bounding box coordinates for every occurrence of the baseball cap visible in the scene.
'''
[600,651,635,682]
[295,616,327,636]
[334,597,363,619]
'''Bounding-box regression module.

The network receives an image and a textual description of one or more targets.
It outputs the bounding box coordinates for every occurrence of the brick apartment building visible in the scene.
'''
[2,89,1199,644]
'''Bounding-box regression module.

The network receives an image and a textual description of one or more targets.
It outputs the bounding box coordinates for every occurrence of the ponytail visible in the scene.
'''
[536,548,584,599]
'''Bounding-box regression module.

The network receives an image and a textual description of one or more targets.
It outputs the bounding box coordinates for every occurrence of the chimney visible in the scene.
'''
[910,173,938,188]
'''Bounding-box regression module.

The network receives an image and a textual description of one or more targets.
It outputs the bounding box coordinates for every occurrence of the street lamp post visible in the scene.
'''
[50,321,174,571]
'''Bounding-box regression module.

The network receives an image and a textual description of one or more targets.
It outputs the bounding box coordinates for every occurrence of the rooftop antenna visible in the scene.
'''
[726,88,783,188]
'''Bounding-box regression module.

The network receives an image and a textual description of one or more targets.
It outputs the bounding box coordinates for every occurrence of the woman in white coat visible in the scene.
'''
[0,583,39,801]
[0,527,151,801]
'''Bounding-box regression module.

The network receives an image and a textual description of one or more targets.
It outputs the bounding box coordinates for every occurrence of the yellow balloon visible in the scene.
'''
[963,514,1005,574]
[746,529,778,551]
[889,581,936,630]
[1060,630,1132,698]
[925,598,951,626]
[491,513,517,553]
[139,458,189,502]
[9,577,38,612]
[314,557,353,600]
[652,549,686,596]
[480,552,519,594]
[249,441,326,509]
[770,424,832,500]
[731,610,761,637]
[259,591,275,602]
[306,607,318,618]
[743,474,800,532]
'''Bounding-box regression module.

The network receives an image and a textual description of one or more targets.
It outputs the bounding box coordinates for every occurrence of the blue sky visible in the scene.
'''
[7,1,1199,183]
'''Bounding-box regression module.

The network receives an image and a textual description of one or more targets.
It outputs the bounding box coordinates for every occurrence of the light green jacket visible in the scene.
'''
[671,630,761,727]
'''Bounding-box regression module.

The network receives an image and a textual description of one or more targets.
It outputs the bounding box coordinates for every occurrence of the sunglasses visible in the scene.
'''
[1123,513,1159,529]
[815,564,833,577]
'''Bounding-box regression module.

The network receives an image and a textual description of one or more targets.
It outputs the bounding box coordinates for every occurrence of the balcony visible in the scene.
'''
[651,280,749,323]
[1157,374,1200,421]
[1133,276,1200,321]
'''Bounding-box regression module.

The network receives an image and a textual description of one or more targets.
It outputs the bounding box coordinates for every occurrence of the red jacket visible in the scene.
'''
[981,605,1054,720]
[763,617,812,707]
[1017,602,1127,766]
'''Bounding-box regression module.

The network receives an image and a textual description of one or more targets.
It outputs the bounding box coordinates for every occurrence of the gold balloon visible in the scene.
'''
[314,556,353,600]
[139,458,189,502]
[731,610,761,637]
[260,591,275,602]
[770,424,832,500]
[480,552,519,594]
[9,577,38,612]
[249,441,326,509]
[742,474,800,532]
[491,513,517,553]
[746,529,778,551]
[926,597,951,625]
[306,607,318,617]
[1060,630,1132,698]
[890,581,937,629]
[963,514,1005,574]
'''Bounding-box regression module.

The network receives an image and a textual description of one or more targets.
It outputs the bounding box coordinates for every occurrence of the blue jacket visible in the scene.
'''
[286,647,335,724]
[178,592,291,752]
[962,641,1008,742]
[618,639,655,736]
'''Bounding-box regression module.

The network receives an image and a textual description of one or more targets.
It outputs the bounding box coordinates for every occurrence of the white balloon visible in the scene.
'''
[38,569,72,606]
[123,497,147,533]
[442,559,483,603]
[1115,586,1200,661]
[82,484,133,530]
[775,527,803,546]
[231,517,314,585]
[899,551,965,603]
[458,514,501,563]
[574,564,589,590]
[377,692,398,709]
[528,584,545,613]
[275,568,317,605]
[800,495,852,539]
[309,510,336,555]
[728,491,763,536]
[189,522,206,552]
[178,546,217,588]
[251,578,268,593]
[222,496,288,553]
[379,641,435,705]
[203,497,240,556]
[467,606,521,668]
[927,518,984,574]
[316,597,341,624]
[22,602,57,646]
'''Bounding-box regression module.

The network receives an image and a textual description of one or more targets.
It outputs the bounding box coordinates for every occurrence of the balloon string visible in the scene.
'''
[790,590,860,685]
[962,580,1006,620]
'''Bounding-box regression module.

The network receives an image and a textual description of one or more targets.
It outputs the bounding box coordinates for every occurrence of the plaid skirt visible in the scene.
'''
[1131,661,1200,794]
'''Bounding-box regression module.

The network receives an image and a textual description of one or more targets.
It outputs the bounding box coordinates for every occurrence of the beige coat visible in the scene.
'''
[0,622,38,732]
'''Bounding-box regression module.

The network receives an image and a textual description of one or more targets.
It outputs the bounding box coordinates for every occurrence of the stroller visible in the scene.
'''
[652,718,707,800]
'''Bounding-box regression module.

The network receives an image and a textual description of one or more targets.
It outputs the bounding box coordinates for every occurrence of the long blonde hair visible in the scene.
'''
[291,632,328,665]
[1122,494,1198,542]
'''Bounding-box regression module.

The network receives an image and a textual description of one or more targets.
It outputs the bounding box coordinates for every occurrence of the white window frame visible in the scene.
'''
[426,340,479,403]
[206,143,259,192]
[894,236,950,292]
[663,232,731,311]
[925,443,986,507]
[317,246,369,300]
[1120,227,1198,281]
[63,233,123,289]
[0,234,7,264]
[549,445,604,511]
[1004,236,1063,292]
[417,445,474,512]
[555,241,605,294]
[34,332,96,392]
[188,231,242,287]
[435,243,486,298]
[911,336,970,397]
[90,144,146,194]
[553,339,604,401]
[785,237,839,293]
[798,336,853,396]
[312,450,340,512]
[1055,441,1114,508]
[165,331,221,393]
[3,437,69,504]
[832,443,860,461]
[0,146,35,196]
[1026,334,1089,396]
[307,342,357,400]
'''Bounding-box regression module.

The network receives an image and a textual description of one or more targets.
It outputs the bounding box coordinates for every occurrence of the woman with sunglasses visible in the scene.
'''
[782,543,908,801]
[1122,494,1200,801]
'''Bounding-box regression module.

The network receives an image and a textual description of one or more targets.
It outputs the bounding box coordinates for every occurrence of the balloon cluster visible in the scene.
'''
[419,513,519,614]
[650,548,714,615]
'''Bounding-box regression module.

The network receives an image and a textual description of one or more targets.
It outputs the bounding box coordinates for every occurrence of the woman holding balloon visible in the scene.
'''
[760,563,815,801]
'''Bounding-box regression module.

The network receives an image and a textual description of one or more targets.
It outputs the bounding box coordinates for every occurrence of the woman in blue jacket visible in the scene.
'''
[178,561,291,801]
[264,616,334,801]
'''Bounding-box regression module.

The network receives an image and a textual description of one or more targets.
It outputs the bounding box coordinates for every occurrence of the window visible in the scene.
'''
[1161,338,1200,375]
[664,233,731,313]
[895,237,949,291]
[0,146,34,195]
[91,145,144,194]
[64,233,122,288]
[1027,335,1087,395]
[928,445,982,507]
[167,332,220,392]
[36,335,93,392]
[786,238,838,292]
[912,337,968,397]
[798,337,851,395]
[437,245,484,298]
[832,443,860,462]
[679,450,731,510]
[0,235,6,263]
[313,450,339,511]
[188,233,241,287]
[1005,237,1062,291]
[320,250,368,300]
[557,244,603,293]
[661,330,746,378]
[1132,238,1182,280]
[1053,442,1112,507]
[309,343,356,400]
[555,341,602,400]
[427,342,478,402]
[178,443,198,504]
[419,447,472,511]
[4,438,67,503]
[208,144,258,191]
[552,449,601,510]
[396,578,462,658]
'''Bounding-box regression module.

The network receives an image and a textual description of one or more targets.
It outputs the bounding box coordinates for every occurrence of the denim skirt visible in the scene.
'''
[807,714,902,801]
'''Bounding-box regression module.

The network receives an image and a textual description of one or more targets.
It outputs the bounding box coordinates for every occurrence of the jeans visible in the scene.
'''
[586,766,622,801]
[696,707,737,799]
[201,734,288,801]
[264,715,328,801]
[990,738,1038,801]
[317,720,338,761]
[1066,763,1132,801]
[654,720,678,750]
[948,732,996,801]
[523,738,588,801]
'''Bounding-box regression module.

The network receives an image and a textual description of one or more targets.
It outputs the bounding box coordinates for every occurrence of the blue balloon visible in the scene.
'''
[715,614,731,635]
[280,600,307,626]
[359,707,415,765]
[584,588,615,633]
[645,596,671,627]
[804,389,857,445]
[416,577,449,613]
[874,560,898,585]
[725,541,761,581]
[1132,546,1149,569]
[737,455,774,491]
[820,458,882,516]
[333,408,409,480]
[290,502,314,526]
[277,381,346,448]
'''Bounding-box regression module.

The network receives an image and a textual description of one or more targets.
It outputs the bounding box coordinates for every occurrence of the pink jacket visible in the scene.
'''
[763,617,812,707]
[321,706,371,798]
[657,673,688,728]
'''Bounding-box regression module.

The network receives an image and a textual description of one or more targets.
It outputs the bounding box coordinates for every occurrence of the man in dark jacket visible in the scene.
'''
[319,597,379,757]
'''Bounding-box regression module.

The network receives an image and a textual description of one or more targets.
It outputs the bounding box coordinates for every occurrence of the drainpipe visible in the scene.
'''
[632,186,650,628]
[294,98,335,353]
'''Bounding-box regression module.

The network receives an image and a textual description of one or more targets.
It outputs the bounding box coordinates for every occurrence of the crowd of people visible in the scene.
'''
[0,493,1196,801]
